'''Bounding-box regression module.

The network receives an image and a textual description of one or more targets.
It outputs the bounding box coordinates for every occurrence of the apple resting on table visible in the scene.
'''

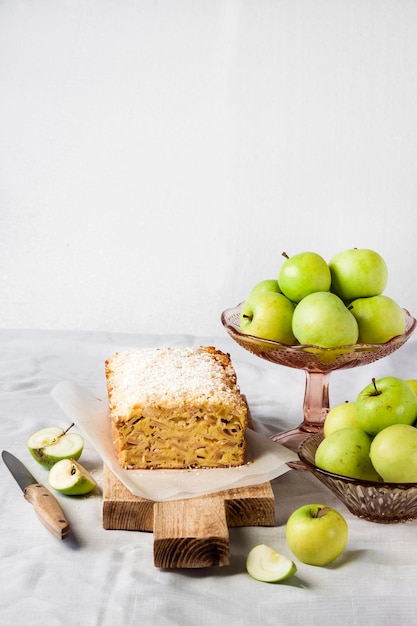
[285,504,348,567]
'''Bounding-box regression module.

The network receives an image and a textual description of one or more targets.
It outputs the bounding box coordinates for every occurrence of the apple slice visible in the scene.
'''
[27,424,84,469]
[246,544,297,583]
[48,459,97,495]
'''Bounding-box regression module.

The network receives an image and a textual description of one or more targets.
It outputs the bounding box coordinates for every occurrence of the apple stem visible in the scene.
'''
[63,423,75,435]
[371,378,381,396]
[315,506,331,519]
[282,251,289,259]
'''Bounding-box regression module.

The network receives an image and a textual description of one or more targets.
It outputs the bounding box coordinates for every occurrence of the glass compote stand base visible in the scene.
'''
[269,370,331,452]
[221,304,416,453]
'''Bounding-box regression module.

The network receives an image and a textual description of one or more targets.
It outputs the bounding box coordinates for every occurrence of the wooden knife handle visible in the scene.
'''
[24,484,70,540]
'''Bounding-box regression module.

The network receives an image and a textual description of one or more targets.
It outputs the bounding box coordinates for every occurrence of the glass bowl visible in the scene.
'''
[221,303,416,451]
[290,433,417,523]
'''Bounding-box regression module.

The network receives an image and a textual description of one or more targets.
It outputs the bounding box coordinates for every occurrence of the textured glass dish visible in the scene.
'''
[221,303,416,451]
[291,434,417,523]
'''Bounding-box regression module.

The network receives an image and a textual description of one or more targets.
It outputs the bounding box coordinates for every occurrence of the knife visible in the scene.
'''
[2,450,70,540]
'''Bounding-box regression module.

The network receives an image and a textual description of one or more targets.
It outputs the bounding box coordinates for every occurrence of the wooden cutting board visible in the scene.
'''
[102,465,275,569]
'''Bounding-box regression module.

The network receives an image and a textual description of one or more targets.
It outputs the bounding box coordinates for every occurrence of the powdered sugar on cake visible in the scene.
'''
[106,346,240,417]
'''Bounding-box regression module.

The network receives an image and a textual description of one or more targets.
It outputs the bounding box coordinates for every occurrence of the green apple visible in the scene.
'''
[356,376,417,436]
[278,251,331,303]
[27,425,84,469]
[48,459,97,495]
[370,424,417,482]
[406,379,417,395]
[323,402,359,437]
[285,504,348,567]
[248,279,281,298]
[246,544,297,583]
[348,295,405,344]
[329,248,388,301]
[291,291,359,347]
[240,291,296,344]
[315,427,380,481]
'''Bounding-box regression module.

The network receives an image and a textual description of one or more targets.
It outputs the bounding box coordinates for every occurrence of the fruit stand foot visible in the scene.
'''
[270,425,323,453]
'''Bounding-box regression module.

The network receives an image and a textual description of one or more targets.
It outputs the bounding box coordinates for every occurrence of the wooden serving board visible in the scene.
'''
[102,465,275,569]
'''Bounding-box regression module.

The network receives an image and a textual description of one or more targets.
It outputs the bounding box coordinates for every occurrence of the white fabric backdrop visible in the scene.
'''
[1,0,417,336]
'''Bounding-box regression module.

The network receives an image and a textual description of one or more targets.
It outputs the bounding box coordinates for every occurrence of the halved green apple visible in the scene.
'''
[27,424,84,469]
[246,544,297,583]
[48,459,97,495]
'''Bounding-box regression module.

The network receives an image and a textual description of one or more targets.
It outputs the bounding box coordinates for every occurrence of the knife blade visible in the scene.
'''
[2,450,70,540]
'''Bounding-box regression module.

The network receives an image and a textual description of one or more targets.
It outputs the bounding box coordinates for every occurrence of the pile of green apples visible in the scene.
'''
[27,424,97,495]
[240,248,406,347]
[315,376,417,482]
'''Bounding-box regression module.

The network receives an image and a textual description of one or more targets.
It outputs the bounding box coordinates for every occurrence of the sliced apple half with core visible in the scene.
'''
[246,544,297,583]
[27,424,84,469]
[48,459,97,495]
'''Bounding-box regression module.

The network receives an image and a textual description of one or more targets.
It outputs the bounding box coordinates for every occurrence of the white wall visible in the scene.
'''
[1,0,417,337]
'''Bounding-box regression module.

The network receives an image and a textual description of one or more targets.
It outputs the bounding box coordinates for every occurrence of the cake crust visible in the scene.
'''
[105,346,248,469]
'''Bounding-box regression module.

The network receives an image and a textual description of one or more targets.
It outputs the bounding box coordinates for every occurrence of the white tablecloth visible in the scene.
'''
[1,329,417,626]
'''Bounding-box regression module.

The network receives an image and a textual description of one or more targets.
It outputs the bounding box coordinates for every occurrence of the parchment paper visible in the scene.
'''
[51,381,297,502]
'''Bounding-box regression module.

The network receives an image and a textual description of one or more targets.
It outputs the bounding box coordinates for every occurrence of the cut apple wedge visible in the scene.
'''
[27,425,84,469]
[246,544,297,583]
[48,459,97,495]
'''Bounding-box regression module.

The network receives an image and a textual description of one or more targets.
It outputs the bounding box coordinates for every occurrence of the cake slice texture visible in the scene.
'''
[105,346,248,469]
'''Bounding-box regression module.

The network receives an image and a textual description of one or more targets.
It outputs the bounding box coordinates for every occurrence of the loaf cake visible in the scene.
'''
[105,345,248,469]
